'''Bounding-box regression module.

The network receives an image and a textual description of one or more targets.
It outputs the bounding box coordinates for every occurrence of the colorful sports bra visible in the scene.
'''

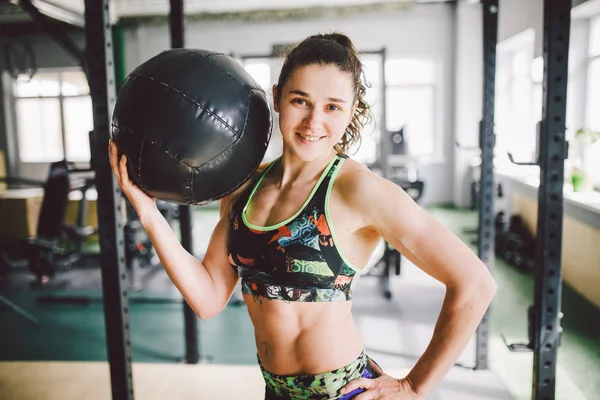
[227,154,362,302]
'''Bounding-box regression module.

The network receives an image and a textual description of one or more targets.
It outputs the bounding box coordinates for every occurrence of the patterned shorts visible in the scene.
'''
[259,350,380,399]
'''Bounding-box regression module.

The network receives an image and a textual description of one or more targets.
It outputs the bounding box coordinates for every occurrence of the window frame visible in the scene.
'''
[363,55,442,164]
[495,29,539,169]
[585,15,600,187]
[241,57,282,163]
[240,54,442,165]
[13,67,92,163]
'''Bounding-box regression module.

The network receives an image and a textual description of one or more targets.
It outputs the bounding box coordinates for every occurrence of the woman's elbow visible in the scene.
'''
[483,276,497,303]
[197,306,227,320]
[193,306,219,320]
[453,272,496,308]
[190,297,231,320]
[470,274,497,306]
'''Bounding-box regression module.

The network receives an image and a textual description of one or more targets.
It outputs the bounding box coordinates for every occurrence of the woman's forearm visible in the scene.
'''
[405,279,497,398]
[140,206,217,318]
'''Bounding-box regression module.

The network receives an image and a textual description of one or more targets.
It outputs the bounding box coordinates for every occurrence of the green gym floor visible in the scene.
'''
[0,207,598,400]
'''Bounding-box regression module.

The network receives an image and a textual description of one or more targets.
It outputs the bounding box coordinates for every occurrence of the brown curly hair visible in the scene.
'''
[275,33,373,154]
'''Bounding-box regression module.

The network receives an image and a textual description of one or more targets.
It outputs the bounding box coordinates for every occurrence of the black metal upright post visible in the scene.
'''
[475,0,498,371]
[84,0,134,399]
[532,1,571,398]
[168,0,200,365]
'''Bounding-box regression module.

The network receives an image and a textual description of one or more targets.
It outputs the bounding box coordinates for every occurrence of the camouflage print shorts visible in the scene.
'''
[260,350,380,400]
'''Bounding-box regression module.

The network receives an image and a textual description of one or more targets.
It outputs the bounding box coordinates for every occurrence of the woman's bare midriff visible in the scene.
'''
[244,293,364,376]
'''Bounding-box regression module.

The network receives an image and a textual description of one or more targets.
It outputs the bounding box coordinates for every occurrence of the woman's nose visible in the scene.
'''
[303,108,324,131]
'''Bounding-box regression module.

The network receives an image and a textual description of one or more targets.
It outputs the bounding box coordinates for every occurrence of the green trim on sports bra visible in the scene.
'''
[228,153,363,302]
[242,154,339,231]
[324,157,362,274]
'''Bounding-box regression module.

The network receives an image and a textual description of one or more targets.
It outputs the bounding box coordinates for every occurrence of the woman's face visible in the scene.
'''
[273,63,357,162]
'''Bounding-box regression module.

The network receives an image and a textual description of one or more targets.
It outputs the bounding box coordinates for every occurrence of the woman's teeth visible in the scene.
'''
[297,133,321,142]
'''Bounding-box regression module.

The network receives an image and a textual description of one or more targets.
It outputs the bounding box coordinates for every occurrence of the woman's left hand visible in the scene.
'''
[340,360,421,399]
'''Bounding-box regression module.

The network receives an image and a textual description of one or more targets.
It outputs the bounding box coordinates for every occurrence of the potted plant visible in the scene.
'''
[569,128,600,192]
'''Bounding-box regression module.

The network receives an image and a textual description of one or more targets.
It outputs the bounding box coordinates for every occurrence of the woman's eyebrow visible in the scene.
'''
[288,89,347,104]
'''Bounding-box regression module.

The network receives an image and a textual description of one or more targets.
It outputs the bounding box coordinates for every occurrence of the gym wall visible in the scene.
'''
[121,4,456,206]
[1,1,598,208]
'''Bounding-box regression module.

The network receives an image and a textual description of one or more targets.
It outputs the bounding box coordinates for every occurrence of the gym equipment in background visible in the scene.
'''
[0,160,98,286]
[495,212,536,273]
[366,126,425,299]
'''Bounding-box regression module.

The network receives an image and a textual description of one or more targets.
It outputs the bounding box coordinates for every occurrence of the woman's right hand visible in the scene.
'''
[108,139,157,220]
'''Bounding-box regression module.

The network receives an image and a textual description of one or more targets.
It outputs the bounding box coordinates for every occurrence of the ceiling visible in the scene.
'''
[0,0,452,27]
[114,0,445,17]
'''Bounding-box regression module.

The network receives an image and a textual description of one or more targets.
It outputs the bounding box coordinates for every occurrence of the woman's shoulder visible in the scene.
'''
[219,161,271,215]
[334,157,404,209]
[335,157,381,195]
[333,157,413,229]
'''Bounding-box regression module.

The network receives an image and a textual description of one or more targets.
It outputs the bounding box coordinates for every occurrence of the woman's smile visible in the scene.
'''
[296,132,325,143]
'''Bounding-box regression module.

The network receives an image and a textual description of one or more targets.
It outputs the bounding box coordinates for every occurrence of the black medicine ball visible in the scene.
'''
[112,49,272,205]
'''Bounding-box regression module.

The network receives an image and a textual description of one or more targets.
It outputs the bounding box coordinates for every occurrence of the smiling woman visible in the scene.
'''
[225,33,496,399]
[110,31,496,400]
[274,34,372,159]
[274,64,360,161]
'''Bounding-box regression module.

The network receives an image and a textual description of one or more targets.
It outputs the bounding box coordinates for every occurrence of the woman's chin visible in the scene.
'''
[284,145,331,163]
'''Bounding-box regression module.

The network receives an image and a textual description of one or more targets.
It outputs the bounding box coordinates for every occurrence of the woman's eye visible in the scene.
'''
[328,104,341,111]
[292,98,307,106]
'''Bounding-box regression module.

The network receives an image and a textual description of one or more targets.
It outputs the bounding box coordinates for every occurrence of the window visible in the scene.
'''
[386,59,437,157]
[242,59,282,162]
[496,48,538,165]
[504,19,600,188]
[360,56,438,164]
[14,70,93,162]
[589,14,600,57]
[241,56,438,165]
[531,56,543,125]
[530,55,577,170]
[243,62,272,94]
[585,16,600,186]
[495,30,539,169]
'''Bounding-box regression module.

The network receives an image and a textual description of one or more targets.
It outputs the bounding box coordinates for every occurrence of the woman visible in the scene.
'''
[109,33,496,400]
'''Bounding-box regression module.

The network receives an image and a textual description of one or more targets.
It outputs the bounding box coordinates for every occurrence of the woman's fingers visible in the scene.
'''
[108,140,121,180]
[119,151,129,183]
[341,378,374,395]
[109,139,131,191]
[108,140,156,212]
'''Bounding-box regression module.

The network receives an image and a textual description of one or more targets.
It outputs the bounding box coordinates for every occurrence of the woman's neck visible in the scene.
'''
[274,147,337,188]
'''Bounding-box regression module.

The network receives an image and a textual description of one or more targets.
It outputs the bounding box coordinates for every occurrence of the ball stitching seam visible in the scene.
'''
[188,91,259,204]
[182,50,262,93]
[112,101,263,205]
[138,138,145,185]
[239,91,252,144]
[112,121,250,172]
[129,72,240,138]
[186,92,251,173]
[189,164,194,203]
[201,52,252,90]
[113,69,268,203]
[112,123,194,168]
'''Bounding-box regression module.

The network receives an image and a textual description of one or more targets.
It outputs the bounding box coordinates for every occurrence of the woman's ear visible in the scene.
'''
[272,84,280,113]
[348,99,359,125]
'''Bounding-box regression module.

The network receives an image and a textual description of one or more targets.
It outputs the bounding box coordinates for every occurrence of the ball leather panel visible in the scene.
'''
[191,89,272,204]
